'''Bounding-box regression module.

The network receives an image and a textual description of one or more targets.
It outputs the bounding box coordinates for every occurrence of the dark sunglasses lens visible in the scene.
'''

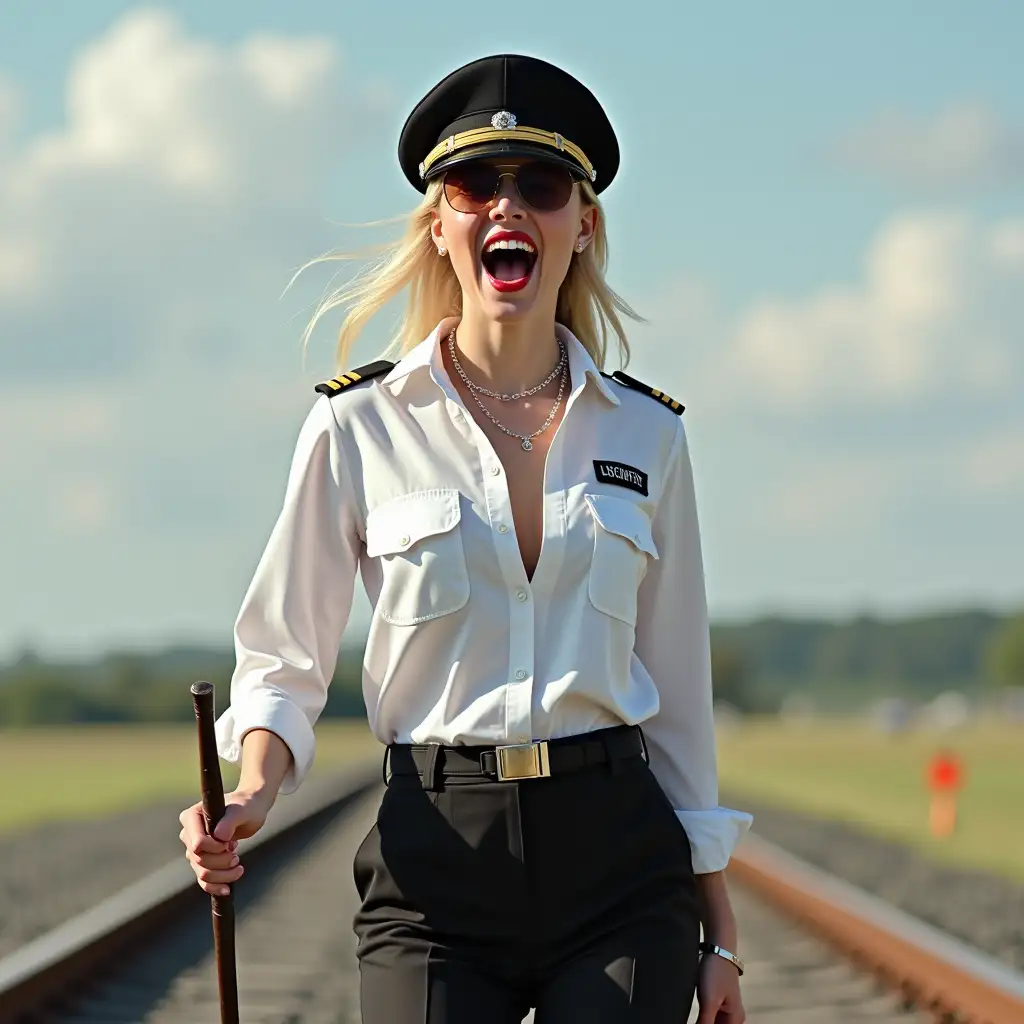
[516,162,574,211]
[443,165,499,212]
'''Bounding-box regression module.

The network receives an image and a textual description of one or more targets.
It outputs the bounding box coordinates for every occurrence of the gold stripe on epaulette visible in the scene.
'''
[608,370,684,415]
[314,358,395,397]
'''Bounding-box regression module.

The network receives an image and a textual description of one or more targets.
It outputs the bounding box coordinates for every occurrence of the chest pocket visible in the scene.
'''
[365,489,470,625]
[584,493,659,625]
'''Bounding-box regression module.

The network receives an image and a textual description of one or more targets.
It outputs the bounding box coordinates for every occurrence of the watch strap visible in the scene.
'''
[698,941,745,976]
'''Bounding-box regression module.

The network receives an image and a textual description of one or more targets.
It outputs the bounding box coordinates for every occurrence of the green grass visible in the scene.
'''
[0,720,383,836]
[3,717,1021,885]
[717,716,1024,883]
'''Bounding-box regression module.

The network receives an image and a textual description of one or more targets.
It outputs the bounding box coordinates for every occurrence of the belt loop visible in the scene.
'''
[637,725,651,765]
[421,742,444,791]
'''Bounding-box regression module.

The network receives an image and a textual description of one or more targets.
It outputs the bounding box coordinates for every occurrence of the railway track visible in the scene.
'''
[1,763,1021,1024]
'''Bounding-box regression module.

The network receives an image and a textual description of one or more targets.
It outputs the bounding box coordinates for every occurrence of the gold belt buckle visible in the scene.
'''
[495,741,551,781]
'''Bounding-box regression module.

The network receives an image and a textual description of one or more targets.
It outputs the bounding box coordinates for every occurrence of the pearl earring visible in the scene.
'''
[437,246,447,256]
[576,241,585,253]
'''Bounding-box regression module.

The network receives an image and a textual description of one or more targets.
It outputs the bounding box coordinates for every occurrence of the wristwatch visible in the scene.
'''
[698,941,745,976]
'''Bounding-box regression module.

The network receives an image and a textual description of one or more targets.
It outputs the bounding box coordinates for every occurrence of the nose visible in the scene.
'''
[489,172,525,221]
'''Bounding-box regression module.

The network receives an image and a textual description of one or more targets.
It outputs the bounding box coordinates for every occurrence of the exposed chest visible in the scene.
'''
[453,384,565,583]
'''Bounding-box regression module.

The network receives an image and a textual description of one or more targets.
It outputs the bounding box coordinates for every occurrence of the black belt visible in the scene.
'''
[386,723,647,789]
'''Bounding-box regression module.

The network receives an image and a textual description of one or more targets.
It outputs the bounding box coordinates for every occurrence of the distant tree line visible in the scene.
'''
[1,609,1022,725]
[0,646,368,727]
[711,609,1024,711]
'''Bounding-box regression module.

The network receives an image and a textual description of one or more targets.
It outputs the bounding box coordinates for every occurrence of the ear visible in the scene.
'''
[577,201,598,248]
[429,210,446,251]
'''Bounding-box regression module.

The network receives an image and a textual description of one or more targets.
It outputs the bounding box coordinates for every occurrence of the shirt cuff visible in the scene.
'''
[675,805,755,874]
[214,692,317,796]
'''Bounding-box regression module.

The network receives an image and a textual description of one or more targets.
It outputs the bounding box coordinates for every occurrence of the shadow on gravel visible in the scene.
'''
[51,792,364,1023]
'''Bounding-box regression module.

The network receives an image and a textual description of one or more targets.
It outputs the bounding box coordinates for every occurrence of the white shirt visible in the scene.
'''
[215,316,753,873]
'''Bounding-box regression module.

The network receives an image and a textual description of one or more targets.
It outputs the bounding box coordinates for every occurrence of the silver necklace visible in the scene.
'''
[448,327,565,400]
[447,328,568,451]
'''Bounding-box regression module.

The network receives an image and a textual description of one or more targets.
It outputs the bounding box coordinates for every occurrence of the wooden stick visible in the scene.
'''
[191,681,240,1024]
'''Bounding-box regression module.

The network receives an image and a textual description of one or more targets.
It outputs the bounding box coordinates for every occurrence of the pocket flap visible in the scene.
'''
[584,493,659,559]
[365,489,462,557]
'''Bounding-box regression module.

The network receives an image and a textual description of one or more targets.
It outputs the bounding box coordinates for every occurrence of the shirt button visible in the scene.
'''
[497,523,509,533]
[516,589,528,602]
[399,534,410,546]
[490,465,501,476]
[514,668,527,680]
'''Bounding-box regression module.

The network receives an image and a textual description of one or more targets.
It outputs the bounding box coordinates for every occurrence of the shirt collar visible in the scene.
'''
[381,317,621,407]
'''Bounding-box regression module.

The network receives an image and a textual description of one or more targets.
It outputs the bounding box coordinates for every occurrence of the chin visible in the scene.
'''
[480,290,540,322]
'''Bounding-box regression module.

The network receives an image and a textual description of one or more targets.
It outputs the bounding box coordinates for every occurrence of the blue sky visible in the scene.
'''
[1,2,1022,659]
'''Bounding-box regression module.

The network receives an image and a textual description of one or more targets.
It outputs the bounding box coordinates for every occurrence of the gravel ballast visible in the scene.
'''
[0,794,196,960]
[722,789,1024,972]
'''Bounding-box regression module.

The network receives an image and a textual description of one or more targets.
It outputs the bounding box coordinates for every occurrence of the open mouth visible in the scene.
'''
[480,237,538,293]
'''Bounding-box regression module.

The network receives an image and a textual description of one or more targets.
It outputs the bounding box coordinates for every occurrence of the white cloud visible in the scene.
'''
[10,9,340,197]
[0,9,392,656]
[828,101,1024,187]
[0,7,389,379]
[624,207,1024,604]
[700,211,1022,415]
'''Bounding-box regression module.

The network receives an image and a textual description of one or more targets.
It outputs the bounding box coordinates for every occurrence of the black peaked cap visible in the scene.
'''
[398,54,619,194]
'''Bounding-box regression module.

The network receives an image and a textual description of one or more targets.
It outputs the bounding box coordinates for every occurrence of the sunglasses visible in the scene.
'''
[442,160,578,214]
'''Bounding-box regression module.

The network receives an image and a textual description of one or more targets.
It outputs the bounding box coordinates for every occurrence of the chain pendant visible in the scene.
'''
[521,438,533,451]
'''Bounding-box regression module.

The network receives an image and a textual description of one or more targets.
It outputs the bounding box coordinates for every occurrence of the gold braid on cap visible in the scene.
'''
[418,117,596,184]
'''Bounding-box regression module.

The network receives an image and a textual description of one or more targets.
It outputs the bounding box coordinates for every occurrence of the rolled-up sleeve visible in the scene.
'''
[633,415,753,873]
[214,395,360,795]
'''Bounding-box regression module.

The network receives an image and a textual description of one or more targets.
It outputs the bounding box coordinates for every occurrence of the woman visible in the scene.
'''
[179,53,752,1023]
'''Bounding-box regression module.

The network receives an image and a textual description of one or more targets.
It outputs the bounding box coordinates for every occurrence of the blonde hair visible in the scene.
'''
[296,178,644,373]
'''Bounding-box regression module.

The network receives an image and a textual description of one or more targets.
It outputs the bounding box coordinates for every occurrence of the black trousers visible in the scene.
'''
[352,726,701,1022]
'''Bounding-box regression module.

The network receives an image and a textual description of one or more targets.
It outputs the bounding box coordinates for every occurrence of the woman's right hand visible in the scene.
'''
[178,787,275,896]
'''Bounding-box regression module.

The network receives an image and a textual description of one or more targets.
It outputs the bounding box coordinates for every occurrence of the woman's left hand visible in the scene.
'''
[694,952,746,1023]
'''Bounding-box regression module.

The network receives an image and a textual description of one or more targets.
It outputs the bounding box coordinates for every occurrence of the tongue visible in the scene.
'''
[491,255,530,281]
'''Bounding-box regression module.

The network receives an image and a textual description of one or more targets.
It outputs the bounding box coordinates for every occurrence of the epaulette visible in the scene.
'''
[601,370,684,415]
[314,359,394,396]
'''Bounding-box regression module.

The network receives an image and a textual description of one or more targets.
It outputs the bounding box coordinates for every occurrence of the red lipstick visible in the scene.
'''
[480,230,538,293]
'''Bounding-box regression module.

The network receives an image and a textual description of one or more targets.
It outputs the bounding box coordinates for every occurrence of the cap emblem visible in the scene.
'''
[491,110,518,130]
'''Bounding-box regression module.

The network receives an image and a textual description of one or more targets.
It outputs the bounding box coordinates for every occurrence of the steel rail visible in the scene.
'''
[2,762,1022,1024]
[0,762,379,1024]
[728,832,1024,1024]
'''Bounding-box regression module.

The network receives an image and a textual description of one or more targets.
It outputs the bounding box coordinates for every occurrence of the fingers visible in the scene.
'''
[179,802,244,895]
[178,803,239,854]
[178,833,237,868]
[192,858,245,895]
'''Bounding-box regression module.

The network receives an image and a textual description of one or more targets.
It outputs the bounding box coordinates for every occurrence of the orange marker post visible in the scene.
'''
[926,749,963,838]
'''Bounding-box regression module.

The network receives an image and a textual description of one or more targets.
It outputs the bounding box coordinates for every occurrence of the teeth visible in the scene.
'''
[484,238,536,255]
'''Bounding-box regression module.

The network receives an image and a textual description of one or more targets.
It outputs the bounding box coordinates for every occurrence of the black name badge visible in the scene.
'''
[593,460,648,496]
